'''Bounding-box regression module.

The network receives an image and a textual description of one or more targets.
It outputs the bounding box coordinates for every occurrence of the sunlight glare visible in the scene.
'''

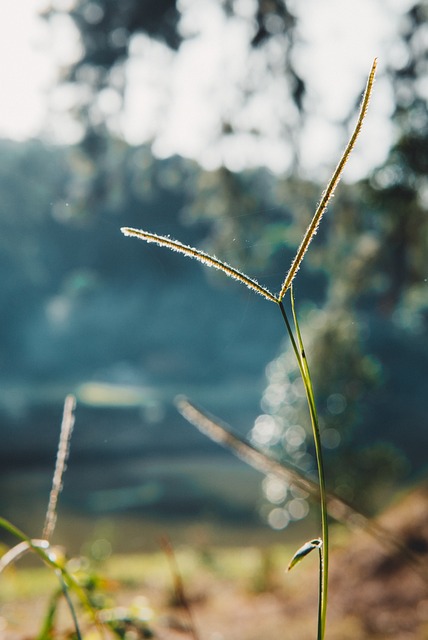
[0,2,52,140]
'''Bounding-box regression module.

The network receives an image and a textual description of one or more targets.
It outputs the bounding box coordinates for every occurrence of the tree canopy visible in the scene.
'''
[43,0,304,161]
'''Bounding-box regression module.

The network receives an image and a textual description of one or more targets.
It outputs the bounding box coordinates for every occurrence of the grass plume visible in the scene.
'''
[120,227,277,302]
[42,394,76,542]
[278,58,377,300]
[122,60,377,310]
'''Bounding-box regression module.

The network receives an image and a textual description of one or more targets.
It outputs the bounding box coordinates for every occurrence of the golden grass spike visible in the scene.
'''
[278,58,377,301]
[42,394,76,541]
[121,227,278,303]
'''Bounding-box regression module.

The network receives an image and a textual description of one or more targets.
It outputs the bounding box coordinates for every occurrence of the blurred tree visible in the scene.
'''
[42,0,304,212]
[44,0,302,135]
[367,2,428,313]
[43,0,179,151]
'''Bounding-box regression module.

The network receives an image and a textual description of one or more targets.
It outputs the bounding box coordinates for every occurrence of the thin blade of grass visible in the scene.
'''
[36,576,83,640]
[174,395,428,583]
[58,573,83,640]
[278,58,377,300]
[0,539,51,573]
[121,227,278,303]
[175,396,363,524]
[43,394,76,541]
[36,590,62,640]
[160,535,200,640]
[175,395,317,497]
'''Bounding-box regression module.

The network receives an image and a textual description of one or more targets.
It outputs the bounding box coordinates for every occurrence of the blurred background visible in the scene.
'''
[0,0,427,553]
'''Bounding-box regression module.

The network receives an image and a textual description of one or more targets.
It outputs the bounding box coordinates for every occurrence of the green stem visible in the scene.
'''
[59,573,83,640]
[278,298,328,639]
[318,544,324,637]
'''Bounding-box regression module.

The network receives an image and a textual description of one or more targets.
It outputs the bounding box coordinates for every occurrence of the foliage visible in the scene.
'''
[366,3,428,312]
[43,0,303,134]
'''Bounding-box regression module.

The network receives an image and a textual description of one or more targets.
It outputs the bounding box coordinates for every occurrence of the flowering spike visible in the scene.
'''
[121,227,278,303]
[278,58,377,301]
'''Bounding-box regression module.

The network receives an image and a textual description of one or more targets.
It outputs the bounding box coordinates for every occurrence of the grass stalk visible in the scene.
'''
[43,394,76,542]
[278,295,328,639]
[290,288,329,638]
[160,535,200,640]
[278,58,377,300]
[58,573,83,640]
[35,580,83,640]
[121,227,277,302]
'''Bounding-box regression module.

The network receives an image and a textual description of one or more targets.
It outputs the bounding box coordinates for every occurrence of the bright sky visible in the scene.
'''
[0,0,415,180]
[0,1,51,140]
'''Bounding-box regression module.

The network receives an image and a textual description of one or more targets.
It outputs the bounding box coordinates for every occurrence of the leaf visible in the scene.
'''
[287,538,322,572]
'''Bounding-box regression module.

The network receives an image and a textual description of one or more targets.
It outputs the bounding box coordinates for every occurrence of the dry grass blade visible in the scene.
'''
[278,58,377,300]
[160,534,200,640]
[175,396,428,582]
[174,398,367,528]
[175,394,317,497]
[121,227,277,303]
[0,539,50,574]
[42,395,76,541]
